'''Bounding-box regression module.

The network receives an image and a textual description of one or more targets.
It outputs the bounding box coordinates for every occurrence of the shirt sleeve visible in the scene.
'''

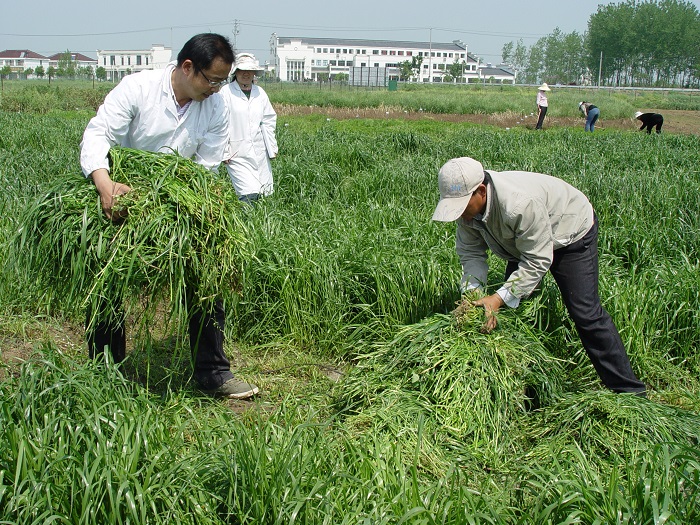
[455,221,490,294]
[501,199,553,300]
[193,96,230,171]
[260,93,278,158]
[80,79,138,177]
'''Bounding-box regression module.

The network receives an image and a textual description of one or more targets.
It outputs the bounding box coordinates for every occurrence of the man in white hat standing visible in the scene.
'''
[221,52,278,203]
[432,157,647,395]
[535,83,550,130]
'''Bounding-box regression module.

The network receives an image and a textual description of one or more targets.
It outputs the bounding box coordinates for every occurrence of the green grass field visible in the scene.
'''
[0,84,699,523]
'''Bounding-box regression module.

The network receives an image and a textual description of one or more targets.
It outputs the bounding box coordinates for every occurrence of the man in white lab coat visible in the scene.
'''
[220,53,278,203]
[80,33,259,399]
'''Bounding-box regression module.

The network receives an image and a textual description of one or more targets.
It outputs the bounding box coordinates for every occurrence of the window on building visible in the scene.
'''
[128,57,131,65]
[316,48,322,53]
[343,49,347,53]
[407,51,412,56]
[146,57,149,65]
[389,50,396,55]
[136,55,142,66]
[374,63,379,67]
[323,48,328,53]
[361,49,366,54]
[323,60,328,66]
[330,48,335,53]
[121,57,124,65]
[330,60,336,66]
[381,50,387,55]
[398,51,404,56]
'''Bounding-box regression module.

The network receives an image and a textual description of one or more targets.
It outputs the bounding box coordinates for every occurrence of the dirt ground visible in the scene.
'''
[277,105,700,135]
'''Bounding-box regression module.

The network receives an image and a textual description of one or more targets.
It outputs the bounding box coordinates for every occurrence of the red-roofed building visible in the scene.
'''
[0,49,50,77]
[47,51,97,73]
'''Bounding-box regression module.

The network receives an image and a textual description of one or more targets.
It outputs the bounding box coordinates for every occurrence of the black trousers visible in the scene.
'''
[535,105,547,129]
[86,295,234,389]
[505,215,646,393]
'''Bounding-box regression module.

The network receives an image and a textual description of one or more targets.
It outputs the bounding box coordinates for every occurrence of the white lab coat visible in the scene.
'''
[80,63,230,177]
[221,80,278,197]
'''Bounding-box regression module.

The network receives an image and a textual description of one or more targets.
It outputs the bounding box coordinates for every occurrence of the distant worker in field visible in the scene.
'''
[432,157,647,395]
[221,52,278,204]
[579,101,600,132]
[80,33,259,400]
[635,111,664,134]
[535,83,550,130]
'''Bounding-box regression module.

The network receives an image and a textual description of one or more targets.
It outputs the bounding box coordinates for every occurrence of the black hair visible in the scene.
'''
[177,33,235,71]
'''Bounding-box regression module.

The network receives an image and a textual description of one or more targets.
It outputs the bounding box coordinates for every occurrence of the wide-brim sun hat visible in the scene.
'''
[538,83,551,91]
[432,157,485,222]
[634,111,643,119]
[233,53,264,74]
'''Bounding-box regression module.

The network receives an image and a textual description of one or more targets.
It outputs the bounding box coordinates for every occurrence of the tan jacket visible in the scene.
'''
[456,170,594,301]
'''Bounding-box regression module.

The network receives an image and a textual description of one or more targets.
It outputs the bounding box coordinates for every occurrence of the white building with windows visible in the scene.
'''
[0,50,50,77]
[272,36,482,83]
[96,45,172,82]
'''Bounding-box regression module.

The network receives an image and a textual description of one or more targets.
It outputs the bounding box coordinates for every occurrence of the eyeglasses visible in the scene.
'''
[199,69,229,88]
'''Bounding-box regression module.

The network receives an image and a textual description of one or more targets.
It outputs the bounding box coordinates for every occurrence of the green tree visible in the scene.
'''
[587,0,700,87]
[57,50,76,79]
[23,68,34,79]
[0,65,11,79]
[95,66,106,81]
[501,41,514,64]
[35,65,45,78]
[447,59,465,83]
[398,60,413,81]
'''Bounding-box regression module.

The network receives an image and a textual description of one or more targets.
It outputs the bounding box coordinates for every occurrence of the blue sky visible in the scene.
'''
[3,0,700,63]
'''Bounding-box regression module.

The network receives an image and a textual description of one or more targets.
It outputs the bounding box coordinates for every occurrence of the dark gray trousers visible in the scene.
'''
[506,215,646,393]
[87,297,233,389]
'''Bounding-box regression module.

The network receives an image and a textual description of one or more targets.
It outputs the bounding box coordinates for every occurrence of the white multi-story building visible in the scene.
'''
[0,50,50,76]
[96,45,172,82]
[271,36,493,84]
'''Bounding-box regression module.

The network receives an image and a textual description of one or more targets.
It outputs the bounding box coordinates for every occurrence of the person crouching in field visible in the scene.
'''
[432,157,647,395]
[579,101,600,132]
[79,33,259,400]
[635,111,664,134]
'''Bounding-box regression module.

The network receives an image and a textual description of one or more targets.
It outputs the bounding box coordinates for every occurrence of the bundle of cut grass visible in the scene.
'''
[333,297,567,474]
[14,147,249,332]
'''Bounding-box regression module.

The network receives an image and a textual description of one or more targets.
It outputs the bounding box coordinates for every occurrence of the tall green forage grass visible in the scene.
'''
[12,147,250,341]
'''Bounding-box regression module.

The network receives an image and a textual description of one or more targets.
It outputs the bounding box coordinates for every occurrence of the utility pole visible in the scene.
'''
[598,51,603,87]
[428,28,433,83]
[232,20,240,49]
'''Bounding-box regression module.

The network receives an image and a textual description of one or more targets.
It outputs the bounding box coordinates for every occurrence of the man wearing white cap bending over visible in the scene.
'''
[432,157,646,395]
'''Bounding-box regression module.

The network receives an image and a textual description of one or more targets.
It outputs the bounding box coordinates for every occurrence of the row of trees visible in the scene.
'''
[502,0,700,87]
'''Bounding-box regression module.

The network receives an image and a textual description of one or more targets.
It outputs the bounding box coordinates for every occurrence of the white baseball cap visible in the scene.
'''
[432,157,485,222]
